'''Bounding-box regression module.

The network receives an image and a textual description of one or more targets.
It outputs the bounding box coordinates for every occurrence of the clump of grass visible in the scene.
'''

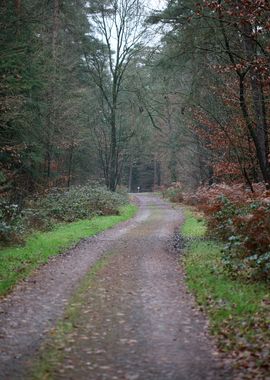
[182,209,270,377]
[0,204,137,297]
[181,209,207,238]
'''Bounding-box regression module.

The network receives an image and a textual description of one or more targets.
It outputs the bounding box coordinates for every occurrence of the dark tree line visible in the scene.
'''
[1,0,269,204]
[0,0,157,201]
[148,0,270,189]
[1,0,93,201]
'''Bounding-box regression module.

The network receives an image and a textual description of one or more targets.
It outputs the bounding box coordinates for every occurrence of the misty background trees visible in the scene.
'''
[1,0,269,203]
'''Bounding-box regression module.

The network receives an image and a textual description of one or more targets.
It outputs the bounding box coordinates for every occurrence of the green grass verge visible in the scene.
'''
[0,204,137,297]
[181,209,207,237]
[182,209,270,374]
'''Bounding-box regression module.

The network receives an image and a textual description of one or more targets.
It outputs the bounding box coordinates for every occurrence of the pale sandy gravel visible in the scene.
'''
[0,194,232,379]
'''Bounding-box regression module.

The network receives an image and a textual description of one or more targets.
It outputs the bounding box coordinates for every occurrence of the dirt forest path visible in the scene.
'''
[0,194,232,380]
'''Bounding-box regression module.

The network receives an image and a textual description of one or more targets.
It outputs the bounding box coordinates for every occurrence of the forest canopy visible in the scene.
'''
[1,0,269,199]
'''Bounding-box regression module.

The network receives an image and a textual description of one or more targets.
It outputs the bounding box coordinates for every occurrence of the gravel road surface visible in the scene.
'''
[0,194,232,379]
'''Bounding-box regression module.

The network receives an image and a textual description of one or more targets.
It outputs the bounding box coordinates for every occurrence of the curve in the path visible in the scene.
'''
[40,195,232,380]
[0,194,232,380]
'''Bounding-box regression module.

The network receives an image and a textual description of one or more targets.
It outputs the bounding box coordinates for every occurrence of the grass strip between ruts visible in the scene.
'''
[181,208,270,377]
[31,254,112,380]
[0,204,137,297]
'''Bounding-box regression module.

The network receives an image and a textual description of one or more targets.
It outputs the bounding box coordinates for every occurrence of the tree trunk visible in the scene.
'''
[108,83,118,191]
[218,4,270,187]
[153,158,157,190]
[109,115,117,191]
[46,150,51,180]
[128,161,133,192]
[67,145,74,189]
[14,0,21,14]
[45,0,60,186]
[239,75,270,186]
[52,0,60,62]
[240,21,270,186]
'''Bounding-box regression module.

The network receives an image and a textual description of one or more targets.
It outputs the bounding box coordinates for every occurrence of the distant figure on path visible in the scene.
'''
[137,186,140,193]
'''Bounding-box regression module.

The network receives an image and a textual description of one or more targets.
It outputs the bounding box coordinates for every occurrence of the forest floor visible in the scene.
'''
[0,194,232,380]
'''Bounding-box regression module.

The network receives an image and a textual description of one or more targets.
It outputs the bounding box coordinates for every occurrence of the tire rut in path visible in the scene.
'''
[38,195,232,380]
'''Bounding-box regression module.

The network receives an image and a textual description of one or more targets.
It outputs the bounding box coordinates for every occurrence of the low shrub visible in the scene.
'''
[162,182,184,203]
[0,185,128,246]
[0,200,24,244]
[220,201,270,281]
[186,184,270,282]
[37,186,127,222]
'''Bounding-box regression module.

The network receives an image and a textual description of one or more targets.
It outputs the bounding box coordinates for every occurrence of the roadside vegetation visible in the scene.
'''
[181,207,270,379]
[163,181,270,378]
[163,182,270,283]
[0,184,137,296]
[162,183,184,203]
[0,184,128,244]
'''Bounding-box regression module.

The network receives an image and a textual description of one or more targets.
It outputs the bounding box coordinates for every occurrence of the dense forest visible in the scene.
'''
[1,0,269,195]
[1,0,270,252]
[1,2,270,379]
